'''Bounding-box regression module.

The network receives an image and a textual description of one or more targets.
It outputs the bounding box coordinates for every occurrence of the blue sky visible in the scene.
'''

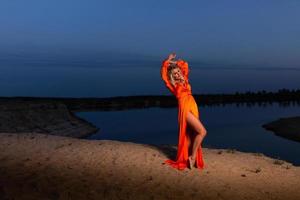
[0,0,300,67]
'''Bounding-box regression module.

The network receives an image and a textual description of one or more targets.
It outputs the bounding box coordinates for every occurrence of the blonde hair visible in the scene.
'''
[167,64,179,87]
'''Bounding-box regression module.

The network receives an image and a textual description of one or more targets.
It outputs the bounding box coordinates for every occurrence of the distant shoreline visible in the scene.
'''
[1,88,299,142]
[1,88,299,111]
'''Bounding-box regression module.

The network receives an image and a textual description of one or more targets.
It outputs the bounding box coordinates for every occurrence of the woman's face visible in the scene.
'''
[171,68,183,81]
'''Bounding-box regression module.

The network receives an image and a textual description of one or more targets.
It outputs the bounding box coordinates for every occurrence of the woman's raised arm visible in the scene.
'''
[160,59,175,93]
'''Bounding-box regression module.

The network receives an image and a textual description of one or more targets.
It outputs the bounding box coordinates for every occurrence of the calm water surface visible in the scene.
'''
[1,63,300,97]
[76,103,300,166]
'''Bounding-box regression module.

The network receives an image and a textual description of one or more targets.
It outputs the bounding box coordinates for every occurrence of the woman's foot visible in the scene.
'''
[188,156,196,169]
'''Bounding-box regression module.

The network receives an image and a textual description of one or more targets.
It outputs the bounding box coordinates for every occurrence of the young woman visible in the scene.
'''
[161,53,207,170]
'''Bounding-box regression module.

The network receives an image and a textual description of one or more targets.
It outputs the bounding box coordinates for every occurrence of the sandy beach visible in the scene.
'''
[263,116,300,142]
[0,100,98,138]
[1,132,300,200]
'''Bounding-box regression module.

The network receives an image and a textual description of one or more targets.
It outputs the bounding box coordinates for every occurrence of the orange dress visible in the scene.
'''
[161,59,204,170]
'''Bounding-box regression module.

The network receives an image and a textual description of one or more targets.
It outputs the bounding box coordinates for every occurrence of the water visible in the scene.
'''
[76,103,300,166]
[1,62,300,97]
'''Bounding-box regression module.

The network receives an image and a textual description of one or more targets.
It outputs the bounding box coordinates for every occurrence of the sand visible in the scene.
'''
[0,101,98,138]
[263,116,300,142]
[1,132,300,200]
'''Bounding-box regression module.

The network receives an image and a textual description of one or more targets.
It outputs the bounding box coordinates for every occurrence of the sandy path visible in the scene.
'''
[0,132,300,200]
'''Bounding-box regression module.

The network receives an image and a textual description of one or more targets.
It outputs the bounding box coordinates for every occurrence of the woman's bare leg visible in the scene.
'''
[186,111,207,160]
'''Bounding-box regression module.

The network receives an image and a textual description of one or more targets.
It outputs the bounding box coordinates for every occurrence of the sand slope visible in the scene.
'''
[263,116,300,142]
[0,101,98,138]
[0,132,300,200]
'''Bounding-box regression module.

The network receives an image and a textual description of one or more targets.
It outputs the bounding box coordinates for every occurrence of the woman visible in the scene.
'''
[161,53,207,170]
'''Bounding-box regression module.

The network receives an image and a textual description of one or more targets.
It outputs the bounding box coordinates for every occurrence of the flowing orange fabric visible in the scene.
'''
[161,59,204,170]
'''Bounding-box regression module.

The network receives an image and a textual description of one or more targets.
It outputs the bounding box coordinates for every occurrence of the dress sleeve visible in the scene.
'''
[176,59,189,81]
[160,59,175,93]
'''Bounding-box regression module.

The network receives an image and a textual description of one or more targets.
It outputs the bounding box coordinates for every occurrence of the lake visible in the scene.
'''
[1,62,300,97]
[76,103,300,166]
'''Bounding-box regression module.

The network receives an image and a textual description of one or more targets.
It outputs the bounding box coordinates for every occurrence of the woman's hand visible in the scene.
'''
[178,72,186,83]
[179,76,186,84]
[167,53,176,61]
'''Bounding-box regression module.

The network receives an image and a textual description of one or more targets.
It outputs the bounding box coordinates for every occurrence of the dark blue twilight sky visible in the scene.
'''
[0,0,300,68]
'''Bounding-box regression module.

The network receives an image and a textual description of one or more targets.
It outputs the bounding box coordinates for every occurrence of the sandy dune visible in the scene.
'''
[263,116,300,142]
[0,101,98,138]
[1,132,300,200]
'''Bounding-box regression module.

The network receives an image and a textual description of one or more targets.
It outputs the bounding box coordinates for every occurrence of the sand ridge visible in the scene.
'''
[0,132,300,200]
